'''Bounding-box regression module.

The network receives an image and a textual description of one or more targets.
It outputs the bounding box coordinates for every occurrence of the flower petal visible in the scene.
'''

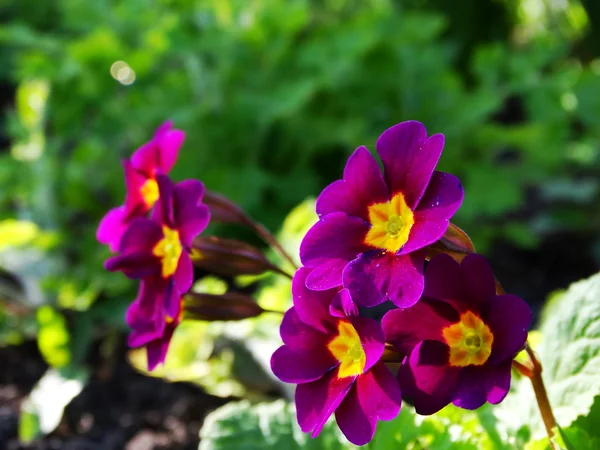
[350,316,385,372]
[155,126,185,173]
[146,324,176,371]
[461,253,497,305]
[485,361,513,405]
[279,308,328,348]
[382,298,458,356]
[105,252,160,279]
[292,267,336,333]
[123,160,152,218]
[304,259,349,291]
[173,179,210,245]
[316,147,389,220]
[329,288,359,318]
[452,362,512,410]
[343,250,425,308]
[423,254,469,312]
[399,340,460,415]
[131,141,158,175]
[173,252,193,294]
[483,294,532,364]
[97,206,127,252]
[376,122,444,209]
[271,345,337,383]
[399,171,464,255]
[300,212,370,290]
[126,282,166,348]
[335,361,401,446]
[118,218,163,253]
[155,174,176,226]
[295,368,355,438]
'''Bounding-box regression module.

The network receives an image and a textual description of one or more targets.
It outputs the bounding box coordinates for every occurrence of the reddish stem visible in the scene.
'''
[521,345,558,449]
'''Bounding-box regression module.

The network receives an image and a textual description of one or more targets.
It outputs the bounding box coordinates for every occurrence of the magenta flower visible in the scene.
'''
[382,253,531,415]
[300,121,464,308]
[105,175,210,296]
[126,277,183,370]
[97,121,185,251]
[271,268,401,446]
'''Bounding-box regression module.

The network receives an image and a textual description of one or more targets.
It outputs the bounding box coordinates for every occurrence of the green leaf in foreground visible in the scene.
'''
[199,400,511,450]
[495,273,600,438]
[199,400,348,450]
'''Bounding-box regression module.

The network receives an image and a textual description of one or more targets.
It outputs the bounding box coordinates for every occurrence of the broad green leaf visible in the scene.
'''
[570,394,600,439]
[496,273,600,438]
[555,425,600,450]
[199,400,349,450]
[369,404,513,450]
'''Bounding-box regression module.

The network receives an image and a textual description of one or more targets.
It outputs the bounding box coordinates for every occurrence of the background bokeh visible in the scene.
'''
[1,0,600,448]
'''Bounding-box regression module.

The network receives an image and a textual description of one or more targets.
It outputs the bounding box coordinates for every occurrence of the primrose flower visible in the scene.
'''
[105,174,210,295]
[97,121,185,251]
[382,253,532,415]
[126,277,183,370]
[300,121,464,308]
[271,268,401,446]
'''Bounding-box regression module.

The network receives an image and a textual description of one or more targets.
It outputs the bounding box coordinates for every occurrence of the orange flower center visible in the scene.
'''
[140,178,159,209]
[364,193,415,253]
[442,311,494,367]
[327,321,366,378]
[152,226,182,278]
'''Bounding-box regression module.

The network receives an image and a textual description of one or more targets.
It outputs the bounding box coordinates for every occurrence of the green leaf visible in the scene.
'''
[367,404,510,450]
[535,274,600,425]
[36,305,71,368]
[496,273,600,437]
[199,400,349,450]
[554,425,600,450]
[570,394,600,439]
[0,219,39,250]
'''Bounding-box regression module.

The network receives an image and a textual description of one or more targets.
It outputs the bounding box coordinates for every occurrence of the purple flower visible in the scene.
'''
[126,277,183,370]
[382,253,532,415]
[271,268,401,446]
[97,121,185,251]
[105,175,210,296]
[300,121,463,308]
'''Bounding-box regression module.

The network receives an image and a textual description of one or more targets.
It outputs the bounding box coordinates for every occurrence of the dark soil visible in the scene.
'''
[0,339,229,450]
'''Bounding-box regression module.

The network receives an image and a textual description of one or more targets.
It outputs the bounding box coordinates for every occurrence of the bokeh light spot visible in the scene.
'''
[110,60,136,85]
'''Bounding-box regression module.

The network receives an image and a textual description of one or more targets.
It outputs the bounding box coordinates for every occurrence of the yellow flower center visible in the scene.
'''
[152,226,182,278]
[140,178,159,209]
[442,311,494,367]
[364,193,415,253]
[327,320,367,378]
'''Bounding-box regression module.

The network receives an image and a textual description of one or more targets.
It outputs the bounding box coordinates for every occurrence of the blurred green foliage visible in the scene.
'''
[1,0,600,405]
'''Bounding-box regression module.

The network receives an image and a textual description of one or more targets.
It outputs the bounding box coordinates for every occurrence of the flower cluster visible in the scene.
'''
[271,121,532,445]
[97,122,210,369]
